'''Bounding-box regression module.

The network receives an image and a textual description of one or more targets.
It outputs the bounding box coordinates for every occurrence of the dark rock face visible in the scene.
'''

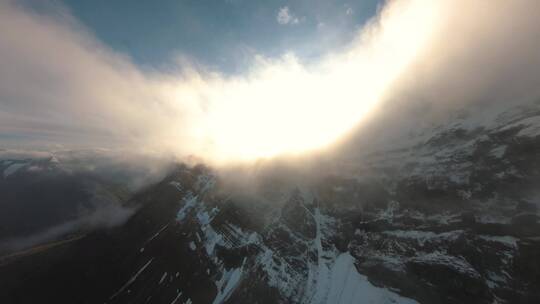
[280,188,317,239]
[1,103,540,304]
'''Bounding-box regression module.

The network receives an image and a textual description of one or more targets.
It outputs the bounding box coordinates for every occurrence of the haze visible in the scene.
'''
[1,0,539,165]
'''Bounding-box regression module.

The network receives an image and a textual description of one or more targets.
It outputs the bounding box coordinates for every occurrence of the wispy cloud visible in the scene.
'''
[276,6,300,25]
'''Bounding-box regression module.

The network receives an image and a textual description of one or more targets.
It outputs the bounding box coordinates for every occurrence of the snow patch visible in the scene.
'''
[411,251,480,279]
[145,224,169,244]
[110,258,154,299]
[212,263,244,304]
[323,253,418,304]
[159,272,168,284]
[169,181,183,192]
[489,146,507,158]
[475,214,511,224]
[170,290,183,304]
[383,230,463,246]
[478,235,518,249]
[177,193,198,221]
[500,115,540,137]
[3,162,27,178]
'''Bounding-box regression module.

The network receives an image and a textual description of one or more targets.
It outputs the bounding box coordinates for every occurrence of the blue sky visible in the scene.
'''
[58,0,380,72]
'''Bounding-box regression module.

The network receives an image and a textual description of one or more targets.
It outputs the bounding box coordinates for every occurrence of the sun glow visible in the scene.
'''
[167,0,442,163]
[3,0,538,166]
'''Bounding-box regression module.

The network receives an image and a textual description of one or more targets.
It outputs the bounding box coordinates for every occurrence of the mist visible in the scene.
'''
[340,0,540,154]
[0,148,177,254]
[0,203,134,254]
[1,0,539,164]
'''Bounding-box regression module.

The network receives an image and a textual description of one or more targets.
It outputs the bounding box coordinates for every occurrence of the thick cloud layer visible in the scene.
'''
[1,0,539,164]
[0,1,189,152]
[339,0,540,153]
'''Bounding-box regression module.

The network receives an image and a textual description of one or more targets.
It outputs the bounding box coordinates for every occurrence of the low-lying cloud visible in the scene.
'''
[0,148,175,254]
[0,203,134,255]
[1,0,539,165]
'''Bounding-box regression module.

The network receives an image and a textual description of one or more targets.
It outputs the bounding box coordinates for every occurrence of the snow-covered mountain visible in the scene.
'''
[1,101,539,304]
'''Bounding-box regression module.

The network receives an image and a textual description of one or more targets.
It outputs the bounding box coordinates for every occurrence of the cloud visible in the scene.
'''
[0,203,135,254]
[0,0,539,166]
[0,148,173,254]
[338,0,540,154]
[276,6,300,25]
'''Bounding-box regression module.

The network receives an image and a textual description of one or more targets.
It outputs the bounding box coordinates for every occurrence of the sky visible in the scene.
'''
[56,0,380,72]
[1,0,540,165]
